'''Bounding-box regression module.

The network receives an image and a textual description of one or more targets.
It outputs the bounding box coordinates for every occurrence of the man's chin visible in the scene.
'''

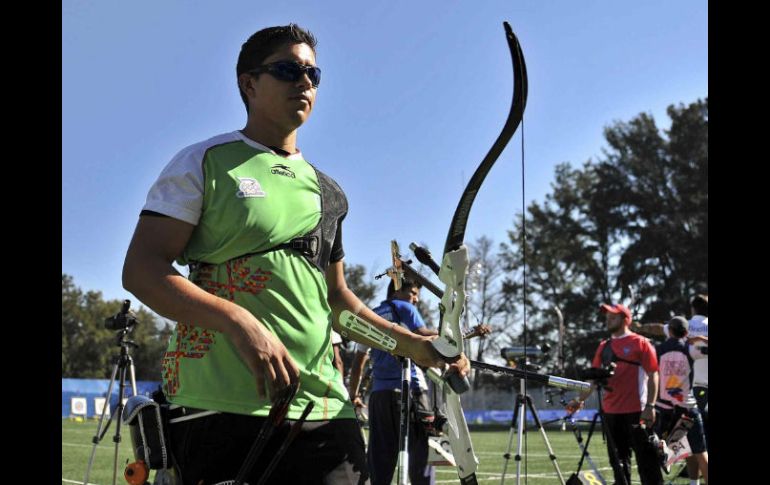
[288,110,311,127]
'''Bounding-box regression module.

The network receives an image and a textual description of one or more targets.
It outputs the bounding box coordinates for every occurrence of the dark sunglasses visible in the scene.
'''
[249,61,321,88]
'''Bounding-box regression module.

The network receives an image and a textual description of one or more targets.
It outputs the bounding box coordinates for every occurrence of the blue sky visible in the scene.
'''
[62,1,707,313]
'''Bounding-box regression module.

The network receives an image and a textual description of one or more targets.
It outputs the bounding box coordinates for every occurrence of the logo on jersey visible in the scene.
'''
[236,177,266,198]
[271,164,296,178]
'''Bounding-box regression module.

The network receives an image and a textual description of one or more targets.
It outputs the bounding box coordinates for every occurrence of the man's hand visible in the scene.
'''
[351,395,366,409]
[565,399,584,415]
[228,314,301,401]
[401,335,446,368]
[443,352,471,378]
[640,404,656,425]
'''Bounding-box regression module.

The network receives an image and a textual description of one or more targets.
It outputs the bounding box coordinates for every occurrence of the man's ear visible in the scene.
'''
[238,73,256,96]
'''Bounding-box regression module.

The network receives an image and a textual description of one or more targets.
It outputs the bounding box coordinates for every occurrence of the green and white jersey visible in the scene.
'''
[143,131,353,420]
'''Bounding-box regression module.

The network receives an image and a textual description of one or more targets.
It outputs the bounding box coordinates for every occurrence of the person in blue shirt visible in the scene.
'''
[348,278,437,485]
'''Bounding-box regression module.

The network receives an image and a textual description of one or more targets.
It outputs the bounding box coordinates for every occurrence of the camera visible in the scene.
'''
[500,343,550,360]
[104,300,138,331]
[578,364,615,382]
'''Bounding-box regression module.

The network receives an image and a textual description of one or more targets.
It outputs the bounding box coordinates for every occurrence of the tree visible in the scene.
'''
[499,98,708,376]
[342,263,377,308]
[62,274,171,380]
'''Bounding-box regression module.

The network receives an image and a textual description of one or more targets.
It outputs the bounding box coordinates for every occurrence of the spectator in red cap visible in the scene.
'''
[566,303,663,485]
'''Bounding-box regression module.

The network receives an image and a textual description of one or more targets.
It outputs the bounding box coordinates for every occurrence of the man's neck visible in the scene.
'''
[241,121,298,155]
[612,328,631,338]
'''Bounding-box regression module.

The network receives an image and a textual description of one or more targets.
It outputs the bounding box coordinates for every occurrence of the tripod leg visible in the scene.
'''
[526,396,565,485]
[396,358,411,485]
[574,413,604,480]
[499,394,522,484]
[127,356,138,396]
[110,356,139,485]
[83,362,120,485]
[514,396,526,485]
[110,363,133,485]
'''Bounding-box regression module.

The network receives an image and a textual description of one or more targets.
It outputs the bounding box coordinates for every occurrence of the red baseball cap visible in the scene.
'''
[599,303,632,324]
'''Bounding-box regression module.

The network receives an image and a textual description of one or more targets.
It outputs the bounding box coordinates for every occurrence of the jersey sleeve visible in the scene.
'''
[639,338,659,373]
[142,144,206,225]
[396,302,426,333]
[329,221,345,263]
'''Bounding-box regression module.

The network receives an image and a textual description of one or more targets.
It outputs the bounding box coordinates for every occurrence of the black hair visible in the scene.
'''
[386,278,422,299]
[236,24,317,111]
[690,294,708,317]
[668,316,689,338]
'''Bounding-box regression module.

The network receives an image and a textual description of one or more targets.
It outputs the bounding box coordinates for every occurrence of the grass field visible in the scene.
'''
[63,419,692,484]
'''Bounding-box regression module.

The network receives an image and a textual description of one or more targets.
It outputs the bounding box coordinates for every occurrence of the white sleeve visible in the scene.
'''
[662,323,670,338]
[142,144,205,225]
[331,330,343,345]
[354,341,370,353]
[689,343,708,360]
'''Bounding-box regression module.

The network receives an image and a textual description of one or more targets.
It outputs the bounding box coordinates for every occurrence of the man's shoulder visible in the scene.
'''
[165,132,241,166]
[391,299,415,310]
[625,332,655,351]
[184,131,242,152]
[688,315,708,336]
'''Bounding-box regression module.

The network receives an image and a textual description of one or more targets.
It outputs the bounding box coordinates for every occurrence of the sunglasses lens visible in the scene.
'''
[308,67,321,87]
[280,62,321,87]
[272,62,301,82]
[259,62,321,87]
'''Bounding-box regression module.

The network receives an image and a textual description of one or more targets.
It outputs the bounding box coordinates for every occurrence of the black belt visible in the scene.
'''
[167,405,220,423]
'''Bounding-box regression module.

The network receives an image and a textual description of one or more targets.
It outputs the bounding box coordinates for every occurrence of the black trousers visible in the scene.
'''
[367,390,435,485]
[693,386,708,451]
[602,412,663,485]
[168,413,369,485]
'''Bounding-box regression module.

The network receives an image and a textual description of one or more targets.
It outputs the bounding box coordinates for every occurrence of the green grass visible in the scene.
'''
[62,419,692,484]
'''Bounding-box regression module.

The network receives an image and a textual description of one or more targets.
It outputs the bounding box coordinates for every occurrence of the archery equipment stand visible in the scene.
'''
[499,369,566,485]
[82,326,139,485]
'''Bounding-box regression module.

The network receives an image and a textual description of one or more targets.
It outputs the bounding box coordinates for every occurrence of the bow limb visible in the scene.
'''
[555,306,565,375]
[430,22,528,485]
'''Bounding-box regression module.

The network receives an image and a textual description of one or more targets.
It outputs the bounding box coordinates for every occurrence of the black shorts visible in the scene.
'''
[168,412,369,485]
[655,406,707,454]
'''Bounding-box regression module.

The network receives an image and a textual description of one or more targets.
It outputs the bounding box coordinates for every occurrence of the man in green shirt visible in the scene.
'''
[123,24,468,485]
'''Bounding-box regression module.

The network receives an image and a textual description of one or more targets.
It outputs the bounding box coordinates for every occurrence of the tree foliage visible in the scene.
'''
[499,99,708,376]
[62,274,171,380]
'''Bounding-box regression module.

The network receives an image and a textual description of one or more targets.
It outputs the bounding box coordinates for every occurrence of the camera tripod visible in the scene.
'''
[83,303,139,485]
[396,356,412,485]
[540,389,605,484]
[499,366,566,485]
[565,402,606,485]
[567,385,628,485]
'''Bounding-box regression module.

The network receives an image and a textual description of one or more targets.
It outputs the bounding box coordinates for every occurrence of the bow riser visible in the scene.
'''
[431,22,527,484]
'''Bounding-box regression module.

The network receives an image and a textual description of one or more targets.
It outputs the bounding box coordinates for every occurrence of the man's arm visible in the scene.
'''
[123,215,300,399]
[631,321,667,339]
[325,261,469,375]
[640,370,659,424]
[688,335,708,344]
[566,382,596,413]
[332,344,344,376]
[415,327,438,337]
